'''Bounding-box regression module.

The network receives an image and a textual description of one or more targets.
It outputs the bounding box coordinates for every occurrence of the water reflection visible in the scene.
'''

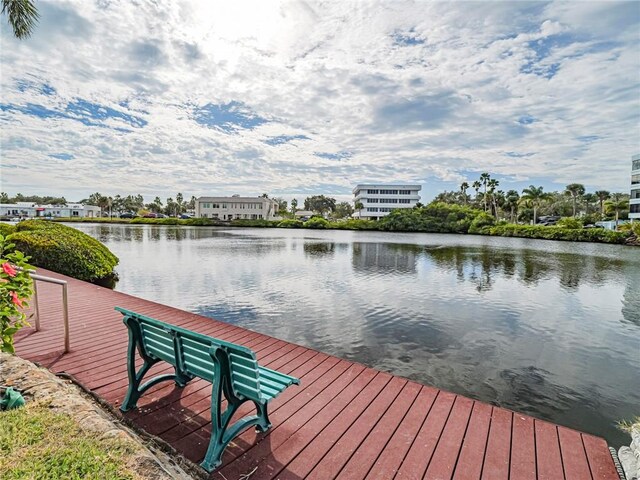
[68,224,640,447]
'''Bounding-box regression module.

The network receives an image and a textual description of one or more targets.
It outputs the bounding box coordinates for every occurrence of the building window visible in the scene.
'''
[630,204,640,213]
[399,190,411,194]
[222,203,227,208]
[632,174,640,185]
[380,199,398,203]
[367,207,379,212]
[379,189,398,195]
[398,199,411,203]
[631,190,640,199]
[367,198,378,203]
[367,189,379,194]
[633,159,640,170]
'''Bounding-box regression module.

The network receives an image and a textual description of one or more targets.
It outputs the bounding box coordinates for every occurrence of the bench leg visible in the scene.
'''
[255,400,271,433]
[121,359,156,412]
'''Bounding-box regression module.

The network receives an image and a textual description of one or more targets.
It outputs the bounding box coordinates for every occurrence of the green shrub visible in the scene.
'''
[0,223,16,237]
[183,217,217,226]
[485,224,629,244]
[230,219,280,228]
[378,203,485,233]
[331,219,378,230]
[555,217,583,229]
[12,221,119,284]
[468,212,496,234]
[304,217,330,229]
[278,219,304,228]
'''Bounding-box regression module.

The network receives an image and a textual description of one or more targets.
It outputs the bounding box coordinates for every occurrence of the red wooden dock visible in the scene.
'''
[14,269,619,479]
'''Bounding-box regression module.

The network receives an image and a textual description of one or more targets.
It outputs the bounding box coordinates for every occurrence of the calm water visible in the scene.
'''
[72,224,639,447]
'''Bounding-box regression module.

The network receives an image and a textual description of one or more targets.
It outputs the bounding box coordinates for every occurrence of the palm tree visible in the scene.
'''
[583,193,597,215]
[595,190,610,217]
[521,185,551,225]
[505,190,520,223]
[290,198,298,215]
[605,193,628,227]
[564,183,585,217]
[479,172,491,212]
[354,201,364,218]
[2,0,39,39]
[471,180,481,208]
[487,178,500,218]
[459,182,469,205]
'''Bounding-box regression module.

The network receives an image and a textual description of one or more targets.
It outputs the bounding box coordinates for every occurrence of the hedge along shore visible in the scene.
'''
[0,353,195,479]
[47,202,638,246]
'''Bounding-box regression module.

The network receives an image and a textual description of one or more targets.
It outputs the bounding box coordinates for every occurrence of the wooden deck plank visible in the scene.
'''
[480,407,512,480]
[365,386,439,480]
[240,367,380,479]
[394,390,456,479]
[423,395,474,480]
[336,381,422,479]
[535,420,565,480]
[452,401,492,480]
[558,427,592,480]
[582,434,618,480]
[510,413,537,480]
[304,376,407,480]
[277,372,393,480]
[14,268,614,480]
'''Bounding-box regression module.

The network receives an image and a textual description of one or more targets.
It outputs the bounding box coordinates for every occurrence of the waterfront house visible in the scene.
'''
[195,196,280,220]
[352,184,421,220]
[0,202,101,219]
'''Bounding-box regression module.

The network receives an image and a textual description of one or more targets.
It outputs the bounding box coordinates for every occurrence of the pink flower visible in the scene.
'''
[10,291,23,307]
[2,262,17,277]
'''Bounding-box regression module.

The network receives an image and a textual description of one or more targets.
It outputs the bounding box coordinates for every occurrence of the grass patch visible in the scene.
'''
[0,401,139,479]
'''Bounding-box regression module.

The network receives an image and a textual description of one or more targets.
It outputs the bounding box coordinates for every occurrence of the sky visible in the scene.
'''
[1,0,639,203]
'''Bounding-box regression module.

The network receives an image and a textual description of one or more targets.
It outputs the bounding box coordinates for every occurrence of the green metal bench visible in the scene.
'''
[115,307,300,472]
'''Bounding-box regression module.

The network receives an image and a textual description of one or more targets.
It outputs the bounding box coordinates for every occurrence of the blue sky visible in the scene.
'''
[1,0,639,203]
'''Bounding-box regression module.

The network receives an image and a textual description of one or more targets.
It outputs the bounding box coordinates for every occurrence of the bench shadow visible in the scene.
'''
[121,383,302,480]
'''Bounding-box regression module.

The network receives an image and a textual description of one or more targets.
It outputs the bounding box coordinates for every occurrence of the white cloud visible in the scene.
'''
[0,0,639,201]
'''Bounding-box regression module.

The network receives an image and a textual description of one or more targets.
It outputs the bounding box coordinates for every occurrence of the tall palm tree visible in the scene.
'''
[479,172,491,212]
[564,183,585,217]
[459,182,469,205]
[505,190,520,223]
[521,185,551,225]
[2,0,39,39]
[605,193,628,227]
[595,190,610,217]
[583,193,597,215]
[354,201,364,218]
[472,181,481,208]
[487,178,500,218]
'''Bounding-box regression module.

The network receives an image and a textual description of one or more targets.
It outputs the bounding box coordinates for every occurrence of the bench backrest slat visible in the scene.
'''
[117,307,263,400]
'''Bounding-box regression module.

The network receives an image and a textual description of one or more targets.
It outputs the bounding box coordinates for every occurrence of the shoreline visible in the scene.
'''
[48,217,639,246]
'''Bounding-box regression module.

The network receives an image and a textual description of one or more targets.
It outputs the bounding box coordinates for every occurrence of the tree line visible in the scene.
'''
[438,173,630,225]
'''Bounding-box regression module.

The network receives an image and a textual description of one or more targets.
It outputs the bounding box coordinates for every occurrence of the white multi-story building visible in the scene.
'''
[196,196,280,221]
[630,154,640,220]
[0,202,101,219]
[352,184,421,220]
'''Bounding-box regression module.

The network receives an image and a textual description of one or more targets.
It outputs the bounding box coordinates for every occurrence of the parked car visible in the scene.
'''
[179,214,192,219]
[143,213,157,218]
[156,213,167,218]
[119,212,136,219]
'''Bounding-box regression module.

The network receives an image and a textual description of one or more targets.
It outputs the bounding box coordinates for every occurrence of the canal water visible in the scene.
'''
[72,224,640,447]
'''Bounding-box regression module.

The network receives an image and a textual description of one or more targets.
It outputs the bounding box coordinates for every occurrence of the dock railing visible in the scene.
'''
[27,271,70,353]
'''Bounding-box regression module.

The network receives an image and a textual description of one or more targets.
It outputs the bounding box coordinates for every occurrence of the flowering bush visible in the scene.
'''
[0,234,33,354]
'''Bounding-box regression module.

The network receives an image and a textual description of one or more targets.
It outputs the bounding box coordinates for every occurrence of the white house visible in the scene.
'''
[0,202,101,219]
[630,153,640,220]
[195,196,280,221]
[352,184,421,220]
